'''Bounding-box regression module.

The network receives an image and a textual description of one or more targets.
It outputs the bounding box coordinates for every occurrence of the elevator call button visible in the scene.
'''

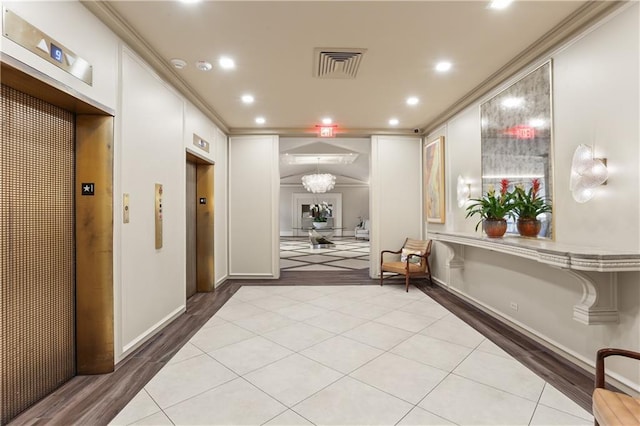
[155,184,163,249]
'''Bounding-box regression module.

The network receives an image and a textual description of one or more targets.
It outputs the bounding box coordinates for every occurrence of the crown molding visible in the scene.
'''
[81,1,230,134]
[228,127,419,138]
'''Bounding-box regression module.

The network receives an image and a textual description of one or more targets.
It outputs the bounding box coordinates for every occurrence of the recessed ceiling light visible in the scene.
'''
[435,61,452,72]
[389,118,399,126]
[170,58,187,69]
[195,61,212,71]
[322,118,332,125]
[241,94,254,104]
[219,56,235,70]
[255,117,266,124]
[179,0,201,3]
[488,0,513,10]
[406,96,419,106]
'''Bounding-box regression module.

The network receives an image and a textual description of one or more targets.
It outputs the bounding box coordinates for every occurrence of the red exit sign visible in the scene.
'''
[504,125,535,139]
[319,126,335,137]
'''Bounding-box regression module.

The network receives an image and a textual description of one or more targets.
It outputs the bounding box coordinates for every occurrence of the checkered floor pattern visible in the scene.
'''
[280,237,370,271]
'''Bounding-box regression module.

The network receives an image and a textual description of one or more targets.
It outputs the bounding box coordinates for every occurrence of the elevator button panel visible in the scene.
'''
[155,184,163,249]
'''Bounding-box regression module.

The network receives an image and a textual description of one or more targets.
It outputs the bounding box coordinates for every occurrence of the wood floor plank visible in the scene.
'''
[9,271,598,425]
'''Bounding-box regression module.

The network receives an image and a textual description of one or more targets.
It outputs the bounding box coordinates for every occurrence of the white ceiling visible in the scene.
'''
[83,0,613,137]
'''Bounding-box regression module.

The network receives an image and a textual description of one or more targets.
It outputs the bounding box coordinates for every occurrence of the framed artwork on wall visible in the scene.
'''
[424,136,445,223]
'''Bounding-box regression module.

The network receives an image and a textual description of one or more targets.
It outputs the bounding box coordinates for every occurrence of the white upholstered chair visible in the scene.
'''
[355,219,370,240]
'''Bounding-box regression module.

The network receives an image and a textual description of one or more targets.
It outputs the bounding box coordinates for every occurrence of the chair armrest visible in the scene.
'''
[380,249,402,262]
[595,348,640,388]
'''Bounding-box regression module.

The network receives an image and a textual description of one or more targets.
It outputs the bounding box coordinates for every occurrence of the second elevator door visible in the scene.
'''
[186,160,197,298]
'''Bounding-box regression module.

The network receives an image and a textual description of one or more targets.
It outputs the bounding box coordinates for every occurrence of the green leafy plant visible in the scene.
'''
[465,179,515,230]
[512,178,552,219]
[310,202,331,222]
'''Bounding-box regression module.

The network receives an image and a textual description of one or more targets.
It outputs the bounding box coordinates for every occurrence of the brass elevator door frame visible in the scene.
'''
[1,58,114,424]
[186,151,215,293]
[186,160,197,298]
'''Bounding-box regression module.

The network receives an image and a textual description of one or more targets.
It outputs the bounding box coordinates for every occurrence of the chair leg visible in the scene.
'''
[405,274,409,292]
[426,260,433,286]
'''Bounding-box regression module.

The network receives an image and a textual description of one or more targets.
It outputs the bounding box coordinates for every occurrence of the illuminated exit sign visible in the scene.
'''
[319,126,335,137]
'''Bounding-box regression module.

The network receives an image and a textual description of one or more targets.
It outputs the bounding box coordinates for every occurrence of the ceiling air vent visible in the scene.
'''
[314,48,367,79]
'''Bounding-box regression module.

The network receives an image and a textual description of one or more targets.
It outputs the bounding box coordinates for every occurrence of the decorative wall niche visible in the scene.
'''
[481,61,553,238]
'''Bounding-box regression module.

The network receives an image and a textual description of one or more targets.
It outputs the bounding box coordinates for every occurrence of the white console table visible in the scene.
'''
[427,231,640,325]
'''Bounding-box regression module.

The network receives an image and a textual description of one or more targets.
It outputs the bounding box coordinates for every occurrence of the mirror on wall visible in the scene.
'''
[481,61,553,238]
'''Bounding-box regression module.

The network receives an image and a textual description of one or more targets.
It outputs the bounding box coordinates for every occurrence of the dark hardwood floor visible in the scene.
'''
[9,271,597,425]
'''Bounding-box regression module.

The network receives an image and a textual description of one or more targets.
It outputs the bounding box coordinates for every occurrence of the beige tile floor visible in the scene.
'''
[110,284,593,426]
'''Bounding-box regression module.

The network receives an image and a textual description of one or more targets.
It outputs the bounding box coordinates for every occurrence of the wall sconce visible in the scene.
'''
[456,175,471,208]
[569,144,608,203]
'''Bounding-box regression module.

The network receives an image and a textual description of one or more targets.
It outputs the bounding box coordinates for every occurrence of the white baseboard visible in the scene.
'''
[120,305,185,359]
[228,273,278,279]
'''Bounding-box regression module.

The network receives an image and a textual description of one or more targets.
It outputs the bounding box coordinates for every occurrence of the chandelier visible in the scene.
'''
[301,159,336,193]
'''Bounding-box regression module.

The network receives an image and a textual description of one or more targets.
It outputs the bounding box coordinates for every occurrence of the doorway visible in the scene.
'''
[185,152,215,295]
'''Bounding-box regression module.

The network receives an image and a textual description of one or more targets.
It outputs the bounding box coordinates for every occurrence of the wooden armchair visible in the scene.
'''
[593,348,640,426]
[380,238,432,292]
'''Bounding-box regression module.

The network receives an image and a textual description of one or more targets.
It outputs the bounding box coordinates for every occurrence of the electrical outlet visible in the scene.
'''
[510,302,519,311]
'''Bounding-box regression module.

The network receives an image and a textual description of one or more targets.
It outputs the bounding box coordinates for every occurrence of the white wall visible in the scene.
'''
[214,128,229,285]
[428,4,640,391]
[552,5,639,251]
[371,136,423,278]
[229,135,280,278]
[119,49,186,354]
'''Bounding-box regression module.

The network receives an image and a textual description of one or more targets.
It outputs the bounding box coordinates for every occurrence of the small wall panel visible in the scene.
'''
[0,84,75,424]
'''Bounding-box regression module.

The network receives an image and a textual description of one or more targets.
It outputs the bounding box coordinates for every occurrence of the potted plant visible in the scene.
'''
[465,179,514,238]
[512,178,552,237]
[310,202,331,229]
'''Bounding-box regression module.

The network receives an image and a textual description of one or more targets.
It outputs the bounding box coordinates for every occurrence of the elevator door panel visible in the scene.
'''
[186,160,197,298]
[0,84,75,424]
